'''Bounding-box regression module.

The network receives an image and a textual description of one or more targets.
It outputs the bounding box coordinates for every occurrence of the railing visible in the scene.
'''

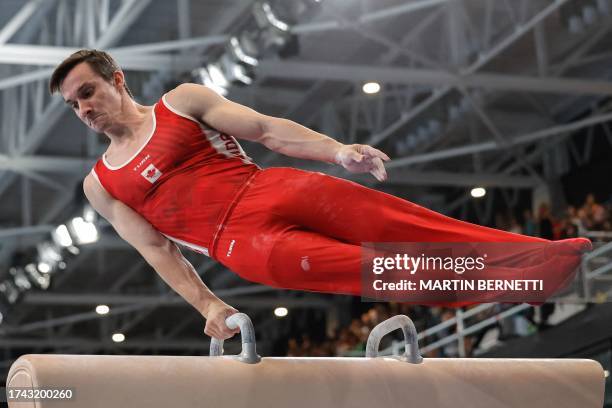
[583,230,612,241]
[379,241,612,358]
[582,240,612,302]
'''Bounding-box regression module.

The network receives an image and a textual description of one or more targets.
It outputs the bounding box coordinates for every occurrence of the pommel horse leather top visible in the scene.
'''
[6,314,606,408]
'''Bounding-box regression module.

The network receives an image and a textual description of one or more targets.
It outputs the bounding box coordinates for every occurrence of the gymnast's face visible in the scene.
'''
[60,62,125,133]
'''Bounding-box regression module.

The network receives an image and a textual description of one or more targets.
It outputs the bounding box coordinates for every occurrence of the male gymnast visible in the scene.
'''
[50,50,589,340]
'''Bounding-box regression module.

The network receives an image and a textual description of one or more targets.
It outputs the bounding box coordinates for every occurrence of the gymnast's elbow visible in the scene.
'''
[257,117,294,151]
[259,134,284,153]
[138,238,181,271]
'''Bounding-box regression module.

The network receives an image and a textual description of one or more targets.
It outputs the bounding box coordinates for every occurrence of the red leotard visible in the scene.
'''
[92,95,590,302]
[92,95,259,257]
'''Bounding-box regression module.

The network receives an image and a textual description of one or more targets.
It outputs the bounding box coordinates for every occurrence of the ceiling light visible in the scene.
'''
[24,263,51,290]
[274,307,288,317]
[37,241,63,269]
[83,205,97,223]
[220,54,254,86]
[362,82,381,94]
[229,37,259,66]
[470,187,486,198]
[52,224,73,247]
[96,305,110,315]
[37,262,51,274]
[193,67,228,96]
[69,217,98,245]
[0,280,20,304]
[207,63,229,88]
[10,267,32,291]
[254,2,290,32]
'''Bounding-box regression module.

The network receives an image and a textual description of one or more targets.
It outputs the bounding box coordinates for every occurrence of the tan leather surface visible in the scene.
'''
[6,358,37,408]
[6,355,605,408]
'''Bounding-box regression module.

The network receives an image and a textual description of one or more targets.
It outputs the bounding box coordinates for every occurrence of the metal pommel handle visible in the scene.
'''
[365,315,423,364]
[209,313,261,364]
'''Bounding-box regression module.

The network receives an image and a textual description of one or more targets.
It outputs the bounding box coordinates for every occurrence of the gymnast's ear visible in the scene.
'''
[111,68,135,99]
[112,70,126,92]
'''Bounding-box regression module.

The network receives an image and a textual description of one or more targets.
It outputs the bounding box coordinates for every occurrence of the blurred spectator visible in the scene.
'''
[578,194,608,230]
[537,203,554,239]
[287,338,300,357]
[559,219,579,239]
[566,206,583,230]
[508,216,522,234]
[522,209,537,236]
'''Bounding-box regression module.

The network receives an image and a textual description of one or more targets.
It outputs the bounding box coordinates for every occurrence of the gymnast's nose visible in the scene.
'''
[79,101,93,122]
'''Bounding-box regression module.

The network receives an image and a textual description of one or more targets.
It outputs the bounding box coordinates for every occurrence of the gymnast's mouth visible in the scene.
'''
[89,114,104,126]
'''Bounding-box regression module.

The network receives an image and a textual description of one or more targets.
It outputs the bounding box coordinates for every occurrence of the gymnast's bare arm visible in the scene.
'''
[165,83,390,181]
[82,174,239,340]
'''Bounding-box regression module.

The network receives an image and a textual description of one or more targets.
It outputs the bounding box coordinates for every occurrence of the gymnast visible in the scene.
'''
[50,50,589,340]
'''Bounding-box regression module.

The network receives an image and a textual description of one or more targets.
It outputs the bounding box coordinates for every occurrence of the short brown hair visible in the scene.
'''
[49,49,133,97]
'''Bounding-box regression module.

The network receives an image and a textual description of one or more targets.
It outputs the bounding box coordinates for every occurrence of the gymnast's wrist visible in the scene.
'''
[195,297,215,317]
[331,143,346,165]
[197,297,224,318]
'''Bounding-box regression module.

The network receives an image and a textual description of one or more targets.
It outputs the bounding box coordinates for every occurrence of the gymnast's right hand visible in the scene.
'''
[334,143,390,182]
[203,300,240,340]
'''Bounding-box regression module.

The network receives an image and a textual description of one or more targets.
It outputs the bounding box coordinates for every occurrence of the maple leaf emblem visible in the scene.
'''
[140,163,162,183]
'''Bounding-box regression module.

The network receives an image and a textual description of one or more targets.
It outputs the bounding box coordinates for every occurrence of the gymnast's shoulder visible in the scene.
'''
[164,83,227,121]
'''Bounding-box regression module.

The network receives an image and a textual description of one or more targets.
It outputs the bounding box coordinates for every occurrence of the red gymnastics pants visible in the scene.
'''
[213,167,590,301]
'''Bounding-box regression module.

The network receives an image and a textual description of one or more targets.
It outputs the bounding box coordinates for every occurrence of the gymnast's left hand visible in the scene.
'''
[334,144,390,182]
[203,300,240,340]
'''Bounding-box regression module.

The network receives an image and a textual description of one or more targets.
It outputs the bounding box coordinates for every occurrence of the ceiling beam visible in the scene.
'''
[0,44,200,70]
[0,224,54,239]
[21,291,331,308]
[388,111,612,168]
[0,154,95,173]
[0,0,44,44]
[351,169,541,188]
[257,60,612,96]
[294,0,449,34]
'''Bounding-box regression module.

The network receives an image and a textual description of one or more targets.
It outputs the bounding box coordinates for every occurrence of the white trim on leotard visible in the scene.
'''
[162,233,210,257]
[102,105,157,171]
[89,167,111,195]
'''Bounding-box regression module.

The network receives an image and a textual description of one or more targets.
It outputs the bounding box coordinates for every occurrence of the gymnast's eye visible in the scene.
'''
[81,86,93,99]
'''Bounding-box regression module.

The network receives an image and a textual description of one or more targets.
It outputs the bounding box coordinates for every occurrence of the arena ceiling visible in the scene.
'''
[0,0,611,366]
